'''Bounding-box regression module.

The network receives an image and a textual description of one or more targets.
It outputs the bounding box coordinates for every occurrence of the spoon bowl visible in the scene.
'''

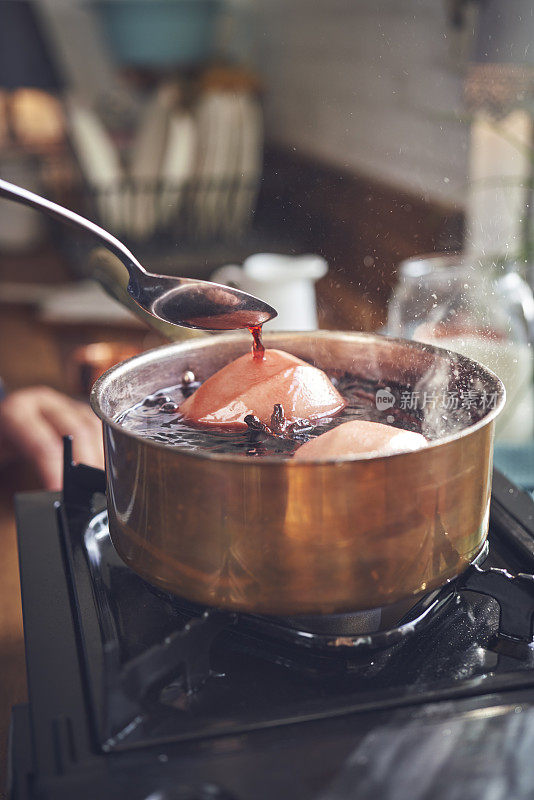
[130,269,276,330]
[0,178,277,331]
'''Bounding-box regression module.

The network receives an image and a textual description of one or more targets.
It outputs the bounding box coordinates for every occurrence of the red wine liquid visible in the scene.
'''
[116,373,430,459]
[248,324,265,360]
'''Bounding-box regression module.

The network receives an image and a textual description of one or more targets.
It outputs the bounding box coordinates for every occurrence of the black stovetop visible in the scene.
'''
[8,450,534,800]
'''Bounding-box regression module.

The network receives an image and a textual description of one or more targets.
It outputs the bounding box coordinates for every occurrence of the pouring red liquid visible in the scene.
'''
[249,324,265,360]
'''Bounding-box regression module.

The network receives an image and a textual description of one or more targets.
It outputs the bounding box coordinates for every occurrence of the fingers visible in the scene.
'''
[0,386,104,491]
[72,402,105,470]
[40,394,104,470]
[0,390,64,490]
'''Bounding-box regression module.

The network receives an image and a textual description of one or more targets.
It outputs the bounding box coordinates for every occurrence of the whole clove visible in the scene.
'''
[181,370,196,385]
[180,369,201,397]
[142,393,171,408]
[161,401,179,413]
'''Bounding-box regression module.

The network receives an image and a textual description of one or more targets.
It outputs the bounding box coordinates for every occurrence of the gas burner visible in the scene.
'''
[256,542,491,640]
[86,508,489,669]
[154,544,489,654]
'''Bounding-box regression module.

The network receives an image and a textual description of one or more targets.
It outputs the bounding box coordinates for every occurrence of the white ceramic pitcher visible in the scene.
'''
[212,253,327,330]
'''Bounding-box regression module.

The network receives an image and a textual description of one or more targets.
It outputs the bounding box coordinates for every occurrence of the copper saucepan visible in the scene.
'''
[90,331,505,615]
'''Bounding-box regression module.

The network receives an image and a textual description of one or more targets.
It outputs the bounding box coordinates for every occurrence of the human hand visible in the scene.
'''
[0,386,104,490]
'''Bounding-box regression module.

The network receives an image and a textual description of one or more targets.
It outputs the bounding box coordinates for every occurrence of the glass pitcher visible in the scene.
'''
[387,253,534,442]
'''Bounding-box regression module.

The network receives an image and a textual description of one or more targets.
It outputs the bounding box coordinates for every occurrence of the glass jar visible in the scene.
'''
[387,253,534,442]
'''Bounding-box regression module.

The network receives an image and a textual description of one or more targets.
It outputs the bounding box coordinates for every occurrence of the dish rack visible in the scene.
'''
[53,176,260,247]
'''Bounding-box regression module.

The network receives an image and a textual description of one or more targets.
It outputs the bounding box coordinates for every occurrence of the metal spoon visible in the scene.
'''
[0,178,277,330]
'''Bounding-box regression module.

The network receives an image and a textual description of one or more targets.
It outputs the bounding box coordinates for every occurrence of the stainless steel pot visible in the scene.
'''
[91,331,505,615]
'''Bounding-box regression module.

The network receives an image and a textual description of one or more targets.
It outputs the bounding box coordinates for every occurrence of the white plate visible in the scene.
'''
[129,83,177,240]
[67,97,123,232]
[232,93,263,234]
[159,111,196,226]
[193,92,239,237]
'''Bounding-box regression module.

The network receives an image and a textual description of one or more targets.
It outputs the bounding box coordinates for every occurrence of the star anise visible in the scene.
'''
[244,404,312,440]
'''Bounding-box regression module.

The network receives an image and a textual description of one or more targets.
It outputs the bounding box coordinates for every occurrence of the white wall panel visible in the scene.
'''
[254,0,470,205]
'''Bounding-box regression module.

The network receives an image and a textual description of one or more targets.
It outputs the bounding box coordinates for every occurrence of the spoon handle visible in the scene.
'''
[0,178,146,279]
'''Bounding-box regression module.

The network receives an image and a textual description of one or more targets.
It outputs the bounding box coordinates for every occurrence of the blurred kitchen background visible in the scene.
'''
[0,0,533,484]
